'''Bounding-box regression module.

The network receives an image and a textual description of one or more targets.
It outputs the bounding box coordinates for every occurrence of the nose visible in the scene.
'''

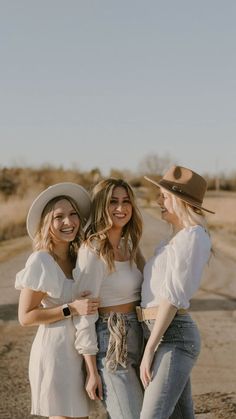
[116,202,123,209]
[63,215,71,224]
[115,201,128,211]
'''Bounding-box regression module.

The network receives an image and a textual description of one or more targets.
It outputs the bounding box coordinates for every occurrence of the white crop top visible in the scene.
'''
[72,243,143,355]
[141,225,211,310]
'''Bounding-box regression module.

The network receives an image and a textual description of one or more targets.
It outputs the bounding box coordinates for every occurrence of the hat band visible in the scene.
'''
[161,182,203,204]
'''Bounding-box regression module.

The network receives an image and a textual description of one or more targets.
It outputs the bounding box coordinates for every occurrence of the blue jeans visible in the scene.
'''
[96,312,144,419]
[140,314,201,419]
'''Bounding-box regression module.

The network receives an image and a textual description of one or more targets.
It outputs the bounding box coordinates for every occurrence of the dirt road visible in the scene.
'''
[0,209,236,418]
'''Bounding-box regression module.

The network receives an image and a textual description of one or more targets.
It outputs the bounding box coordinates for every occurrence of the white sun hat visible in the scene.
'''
[26,182,91,240]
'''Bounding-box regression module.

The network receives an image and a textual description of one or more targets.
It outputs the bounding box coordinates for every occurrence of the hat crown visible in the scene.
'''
[160,166,207,204]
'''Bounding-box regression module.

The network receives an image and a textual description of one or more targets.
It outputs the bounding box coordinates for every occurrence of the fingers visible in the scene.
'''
[74,297,100,315]
[87,387,100,400]
[88,299,99,312]
[90,297,100,304]
[140,367,152,389]
[87,389,97,400]
[80,290,91,297]
[84,301,99,315]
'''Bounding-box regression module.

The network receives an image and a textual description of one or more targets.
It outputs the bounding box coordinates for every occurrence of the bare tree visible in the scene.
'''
[138,153,174,176]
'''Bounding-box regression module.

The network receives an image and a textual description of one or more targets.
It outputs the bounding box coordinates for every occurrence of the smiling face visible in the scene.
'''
[157,188,181,228]
[108,186,132,230]
[49,198,80,244]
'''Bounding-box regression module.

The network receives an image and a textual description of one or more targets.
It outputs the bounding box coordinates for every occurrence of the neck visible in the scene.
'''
[172,221,184,235]
[108,229,123,250]
[52,243,70,261]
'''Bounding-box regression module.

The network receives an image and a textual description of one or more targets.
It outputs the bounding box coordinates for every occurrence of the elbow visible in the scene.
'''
[18,319,28,327]
[18,317,29,327]
[18,313,33,327]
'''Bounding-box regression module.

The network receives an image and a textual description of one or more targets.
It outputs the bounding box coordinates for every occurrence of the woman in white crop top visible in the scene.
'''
[73,178,145,419]
[139,166,215,419]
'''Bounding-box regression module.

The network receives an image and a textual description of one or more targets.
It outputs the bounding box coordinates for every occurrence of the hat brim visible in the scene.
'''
[27,182,91,239]
[144,176,215,214]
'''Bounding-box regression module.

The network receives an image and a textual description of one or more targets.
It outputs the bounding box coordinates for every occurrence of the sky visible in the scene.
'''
[0,1,236,176]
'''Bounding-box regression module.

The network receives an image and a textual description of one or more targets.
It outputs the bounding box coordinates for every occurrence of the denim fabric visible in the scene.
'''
[140,314,201,419]
[96,312,144,419]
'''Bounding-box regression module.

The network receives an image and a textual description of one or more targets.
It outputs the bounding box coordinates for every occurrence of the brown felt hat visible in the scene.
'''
[144,165,215,214]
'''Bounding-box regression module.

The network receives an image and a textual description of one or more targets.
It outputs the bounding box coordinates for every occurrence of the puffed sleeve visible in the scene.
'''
[160,226,211,309]
[15,251,63,298]
[72,244,106,355]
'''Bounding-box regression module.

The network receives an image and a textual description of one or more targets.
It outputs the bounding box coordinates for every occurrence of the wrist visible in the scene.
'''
[145,342,157,353]
[84,360,98,376]
[67,301,76,316]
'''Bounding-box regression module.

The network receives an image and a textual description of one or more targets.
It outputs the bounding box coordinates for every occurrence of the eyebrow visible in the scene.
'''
[111,195,130,199]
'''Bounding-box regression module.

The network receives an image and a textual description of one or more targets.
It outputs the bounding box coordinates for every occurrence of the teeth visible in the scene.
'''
[61,228,74,232]
[114,214,125,218]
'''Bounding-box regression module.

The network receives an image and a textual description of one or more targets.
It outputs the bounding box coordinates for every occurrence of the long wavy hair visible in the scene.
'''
[85,178,143,272]
[33,195,84,264]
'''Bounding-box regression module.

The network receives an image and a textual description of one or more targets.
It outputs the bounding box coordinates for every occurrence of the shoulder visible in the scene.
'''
[172,225,211,254]
[26,250,54,266]
[15,251,62,297]
[175,225,209,242]
[77,243,105,270]
[78,243,99,262]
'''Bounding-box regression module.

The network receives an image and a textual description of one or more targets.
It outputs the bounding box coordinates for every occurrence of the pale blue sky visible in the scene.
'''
[0,1,235,176]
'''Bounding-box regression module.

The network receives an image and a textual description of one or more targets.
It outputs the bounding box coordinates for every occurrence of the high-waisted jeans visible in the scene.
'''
[140,314,201,419]
[96,312,144,419]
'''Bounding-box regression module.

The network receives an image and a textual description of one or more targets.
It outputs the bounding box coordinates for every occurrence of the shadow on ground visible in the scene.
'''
[190,298,236,311]
[0,304,18,321]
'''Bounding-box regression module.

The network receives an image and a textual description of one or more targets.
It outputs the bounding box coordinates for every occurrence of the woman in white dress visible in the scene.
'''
[15,183,99,419]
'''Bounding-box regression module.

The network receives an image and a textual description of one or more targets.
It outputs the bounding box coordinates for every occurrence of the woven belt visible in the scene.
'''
[136,306,187,322]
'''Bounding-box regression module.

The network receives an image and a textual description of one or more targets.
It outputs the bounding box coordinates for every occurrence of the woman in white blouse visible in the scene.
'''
[15,183,99,419]
[138,166,215,419]
[73,178,145,419]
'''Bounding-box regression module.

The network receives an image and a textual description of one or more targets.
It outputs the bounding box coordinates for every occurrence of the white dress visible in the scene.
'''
[15,251,89,417]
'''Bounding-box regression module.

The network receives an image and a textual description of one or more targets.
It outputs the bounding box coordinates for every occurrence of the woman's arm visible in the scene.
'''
[18,288,99,327]
[140,298,177,388]
[83,354,103,400]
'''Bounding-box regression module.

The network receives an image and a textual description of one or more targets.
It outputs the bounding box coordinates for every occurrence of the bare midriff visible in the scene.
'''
[98,300,140,314]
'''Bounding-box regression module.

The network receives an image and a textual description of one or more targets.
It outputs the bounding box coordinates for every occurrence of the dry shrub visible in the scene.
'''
[0,167,100,241]
[0,166,91,200]
[0,194,35,241]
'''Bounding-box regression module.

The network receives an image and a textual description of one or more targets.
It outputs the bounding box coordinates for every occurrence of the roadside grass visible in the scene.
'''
[0,191,235,264]
[0,236,31,263]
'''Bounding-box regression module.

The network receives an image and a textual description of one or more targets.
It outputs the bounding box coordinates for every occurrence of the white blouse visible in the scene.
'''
[141,225,211,310]
[15,251,66,303]
[72,244,143,355]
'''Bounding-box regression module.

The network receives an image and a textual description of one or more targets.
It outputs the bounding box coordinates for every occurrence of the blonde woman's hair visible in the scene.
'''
[33,195,84,264]
[170,193,209,231]
[85,178,143,272]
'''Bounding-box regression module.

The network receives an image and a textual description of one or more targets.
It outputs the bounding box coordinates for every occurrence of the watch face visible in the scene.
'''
[62,305,71,317]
